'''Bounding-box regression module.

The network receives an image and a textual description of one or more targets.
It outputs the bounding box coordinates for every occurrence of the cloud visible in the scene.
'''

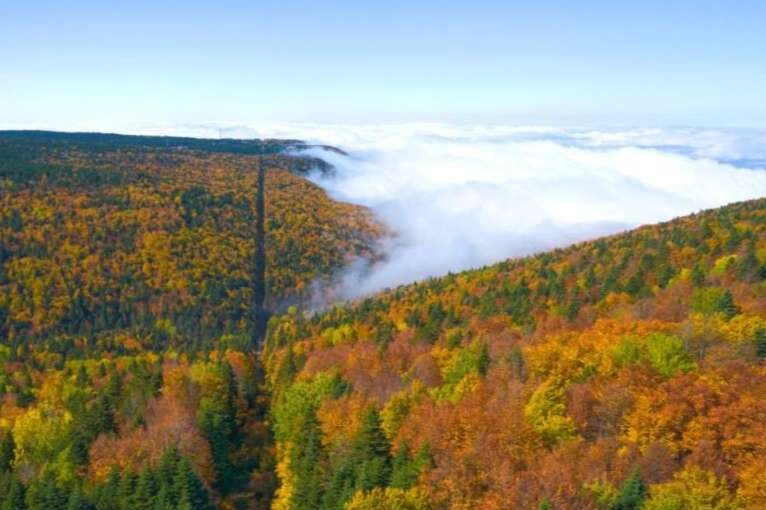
[271,124,766,297]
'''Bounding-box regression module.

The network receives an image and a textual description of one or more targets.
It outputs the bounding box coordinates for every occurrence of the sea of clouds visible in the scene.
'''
[11,121,766,298]
[246,123,766,297]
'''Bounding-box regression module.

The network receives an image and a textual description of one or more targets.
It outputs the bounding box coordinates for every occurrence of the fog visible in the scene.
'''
[97,122,766,298]
[286,124,766,297]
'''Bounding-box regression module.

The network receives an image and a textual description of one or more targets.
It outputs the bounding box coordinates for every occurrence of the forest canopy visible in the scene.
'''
[1,131,766,509]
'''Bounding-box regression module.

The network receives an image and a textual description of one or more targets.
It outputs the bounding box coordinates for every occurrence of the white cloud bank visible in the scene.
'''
[259,124,766,297]
[15,121,765,298]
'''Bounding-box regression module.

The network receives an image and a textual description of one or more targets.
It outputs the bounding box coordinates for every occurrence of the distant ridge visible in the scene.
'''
[0,129,345,173]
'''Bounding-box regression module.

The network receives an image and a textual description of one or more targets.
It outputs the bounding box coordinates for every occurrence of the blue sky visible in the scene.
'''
[2,0,765,127]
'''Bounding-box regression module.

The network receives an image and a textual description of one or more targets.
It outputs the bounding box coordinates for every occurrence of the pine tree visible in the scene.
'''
[720,289,738,319]
[70,427,90,466]
[755,327,766,359]
[133,468,157,510]
[75,365,90,386]
[95,467,121,510]
[197,361,238,492]
[65,486,88,510]
[26,470,66,510]
[477,342,491,377]
[565,292,581,322]
[1,474,26,510]
[89,394,116,436]
[152,484,172,510]
[157,448,181,505]
[173,458,209,510]
[293,411,325,510]
[612,469,647,510]
[352,407,392,491]
[118,471,138,510]
[0,433,14,472]
[691,263,706,286]
[390,443,417,489]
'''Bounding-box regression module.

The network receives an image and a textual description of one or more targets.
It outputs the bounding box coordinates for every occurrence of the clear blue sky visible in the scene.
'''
[2,0,765,127]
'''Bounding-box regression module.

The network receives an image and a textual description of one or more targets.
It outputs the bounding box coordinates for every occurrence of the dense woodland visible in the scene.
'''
[1,132,766,509]
[0,132,382,509]
[265,199,766,510]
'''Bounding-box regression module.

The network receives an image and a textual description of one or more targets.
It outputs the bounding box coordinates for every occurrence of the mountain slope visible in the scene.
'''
[0,132,383,349]
[0,132,384,509]
[265,198,766,509]
[2,131,765,509]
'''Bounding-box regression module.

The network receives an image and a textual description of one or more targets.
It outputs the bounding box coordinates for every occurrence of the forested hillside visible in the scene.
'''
[0,132,383,509]
[2,131,766,510]
[265,199,766,509]
[0,132,383,348]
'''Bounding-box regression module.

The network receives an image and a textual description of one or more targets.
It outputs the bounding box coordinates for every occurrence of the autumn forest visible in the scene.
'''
[1,131,766,510]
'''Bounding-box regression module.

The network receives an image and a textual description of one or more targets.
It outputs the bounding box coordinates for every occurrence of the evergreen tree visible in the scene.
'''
[691,263,706,286]
[539,497,552,510]
[390,443,418,489]
[70,427,90,466]
[95,467,121,510]
[1,474,26,510]
[477,342,491,377]
[173,458,209,510]
[157,448,181,505]
[720,289,738,319]
[152,484,172,510]
[65,486,88,510]
[755,327,766,359]
[118,471,138,510]
[293,411,325,510]
[26,470,66,510]
[0,433,14,472]
[89,394,116,436]
[565,293,581,322]
[612,469,647,510]
[352,407,392,492]
[197,361,238,492]
[321,460,355,510]
[133,469,157,510]
[75,365,90,386]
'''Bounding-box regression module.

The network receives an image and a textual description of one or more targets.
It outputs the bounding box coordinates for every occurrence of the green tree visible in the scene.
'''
[691,263,706,286]
[643,465,743,510]
[1,475,26,510]
[645,334,696,378]
[65,486,88,510]
[293,411,325,510]
[755,327,766,359]
[612,470,647,510]
[691,287,738,319]
[134,469,157,510]
[352,407,392,492]
[26,470,66,510]
[389,442,431,490]
[390,444,418,489]
[197,362,238,492]
[0,433,14,472]
[173,458,209,510]
[118,471,138,510]
[95,467,121,510]
[156,448,181,505]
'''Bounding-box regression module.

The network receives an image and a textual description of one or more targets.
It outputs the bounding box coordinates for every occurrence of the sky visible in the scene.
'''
[2,0,766,127]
